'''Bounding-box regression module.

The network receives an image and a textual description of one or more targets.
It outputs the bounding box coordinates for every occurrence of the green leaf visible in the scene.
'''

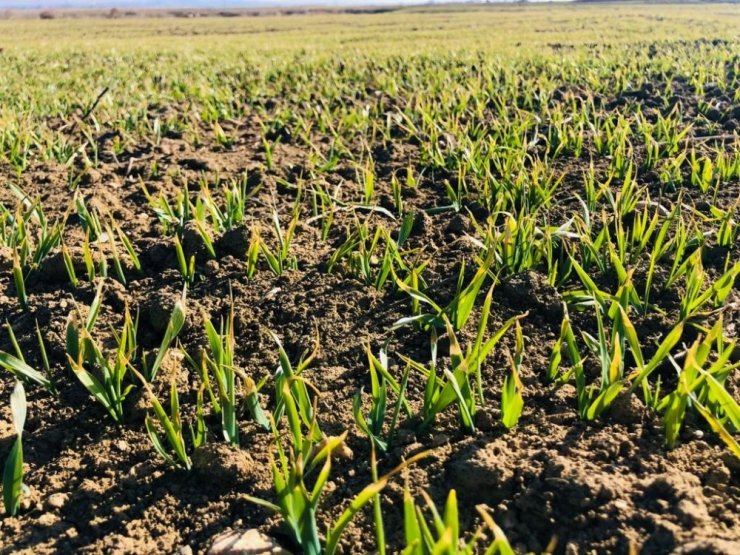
[698,369,740,430]
[442,489,459,547]
[403,487,423,555]
[617,306,644,369]
[471,313,526,370]
[692,398,740,459]
[586,381,624,420]
[3,382,26,516]
[3,439,23,516]
[86,281,104,332]
[569,254,608,307]
[449,250,493,330]
[629,322,684,387]
[145,417,176,468]
[245,386,271,431]
[325,451,432,555]
[0,352,51,391]
[660,389,687,449]
[477,507,515,555]
[501,368,523,429]
[148,297,186,381]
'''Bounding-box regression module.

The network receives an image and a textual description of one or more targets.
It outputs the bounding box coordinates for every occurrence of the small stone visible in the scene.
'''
[178,546,194,555]
[115,440,130,453]
[155,348,189,389]
[45,493,68,511]
[335,441,353,460]
[207,529,290,555]
[264,287,281,301]
[432,433,450,447]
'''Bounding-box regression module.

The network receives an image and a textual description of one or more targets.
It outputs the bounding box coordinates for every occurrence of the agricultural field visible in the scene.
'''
[1,3,739,554]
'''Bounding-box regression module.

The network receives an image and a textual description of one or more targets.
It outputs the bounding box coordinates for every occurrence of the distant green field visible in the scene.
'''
[2,4,739,134]
[2,4,740,52]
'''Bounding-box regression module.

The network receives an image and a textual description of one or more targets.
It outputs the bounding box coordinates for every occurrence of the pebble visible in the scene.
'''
[432,433,450,447]
[207,529,290,555]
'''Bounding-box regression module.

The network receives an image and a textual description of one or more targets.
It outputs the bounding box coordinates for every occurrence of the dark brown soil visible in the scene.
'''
[0,64,739,555]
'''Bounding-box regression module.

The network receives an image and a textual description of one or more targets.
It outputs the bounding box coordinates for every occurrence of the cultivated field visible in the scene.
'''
[0,4,739,554]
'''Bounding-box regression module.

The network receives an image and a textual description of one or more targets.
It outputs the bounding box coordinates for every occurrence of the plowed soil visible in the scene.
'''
[0,60,739,555]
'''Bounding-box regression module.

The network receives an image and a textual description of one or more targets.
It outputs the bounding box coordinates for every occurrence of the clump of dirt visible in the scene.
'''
[192,443,259,483]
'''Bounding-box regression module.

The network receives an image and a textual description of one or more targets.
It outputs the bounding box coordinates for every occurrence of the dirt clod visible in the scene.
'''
[192,443,257,483]
[44,493,68,511]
